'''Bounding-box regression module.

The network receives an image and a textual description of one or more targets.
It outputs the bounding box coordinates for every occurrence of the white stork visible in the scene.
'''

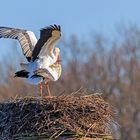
[0,24,62,96]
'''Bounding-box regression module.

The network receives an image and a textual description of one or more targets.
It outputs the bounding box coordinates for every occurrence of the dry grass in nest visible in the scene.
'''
[0,89,115,140]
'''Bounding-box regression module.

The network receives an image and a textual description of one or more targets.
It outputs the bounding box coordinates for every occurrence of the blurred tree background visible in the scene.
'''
[0,24,140,140]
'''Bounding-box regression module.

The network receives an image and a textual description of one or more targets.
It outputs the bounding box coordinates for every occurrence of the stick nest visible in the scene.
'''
[0,91,115,139]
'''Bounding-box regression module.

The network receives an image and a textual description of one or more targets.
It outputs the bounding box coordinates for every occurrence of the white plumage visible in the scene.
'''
[0,24,62,96]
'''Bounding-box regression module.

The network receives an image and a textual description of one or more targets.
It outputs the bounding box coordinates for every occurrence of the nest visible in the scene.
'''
[0,90,115,140]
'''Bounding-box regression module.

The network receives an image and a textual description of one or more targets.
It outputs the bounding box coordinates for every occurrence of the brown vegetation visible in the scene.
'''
[0,92,114,140]
[0,24,140,139]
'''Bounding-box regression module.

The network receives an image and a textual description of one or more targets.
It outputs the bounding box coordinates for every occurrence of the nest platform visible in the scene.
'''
[0,92,115,140]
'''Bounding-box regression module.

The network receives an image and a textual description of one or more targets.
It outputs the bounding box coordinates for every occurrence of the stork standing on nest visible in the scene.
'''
[0,24,62,96]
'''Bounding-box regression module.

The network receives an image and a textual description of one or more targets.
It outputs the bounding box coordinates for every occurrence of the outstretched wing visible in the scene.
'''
[32,24,61,61]
[0,27,37,62]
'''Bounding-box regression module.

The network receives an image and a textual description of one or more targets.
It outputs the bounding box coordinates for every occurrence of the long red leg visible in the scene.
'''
[46,83,51,96]
[40,82,43,97]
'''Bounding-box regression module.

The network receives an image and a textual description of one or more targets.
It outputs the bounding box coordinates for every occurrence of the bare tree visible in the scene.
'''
[0,24,140,139]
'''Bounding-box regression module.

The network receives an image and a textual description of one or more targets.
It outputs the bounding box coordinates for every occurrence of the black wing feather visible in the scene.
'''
[32,24,61,61]
[0,27,37,62]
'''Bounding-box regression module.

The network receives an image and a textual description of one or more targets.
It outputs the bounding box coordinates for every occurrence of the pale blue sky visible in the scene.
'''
[0,0,140,59]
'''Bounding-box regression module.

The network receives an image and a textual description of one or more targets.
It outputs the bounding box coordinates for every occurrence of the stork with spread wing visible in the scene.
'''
[0,24,62,96]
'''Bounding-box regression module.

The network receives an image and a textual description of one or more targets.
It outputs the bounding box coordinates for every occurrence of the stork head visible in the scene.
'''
[54,48,61,64]
[54,47,60,56]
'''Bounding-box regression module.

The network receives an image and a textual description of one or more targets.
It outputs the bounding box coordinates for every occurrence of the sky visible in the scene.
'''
[0,0,140,59]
